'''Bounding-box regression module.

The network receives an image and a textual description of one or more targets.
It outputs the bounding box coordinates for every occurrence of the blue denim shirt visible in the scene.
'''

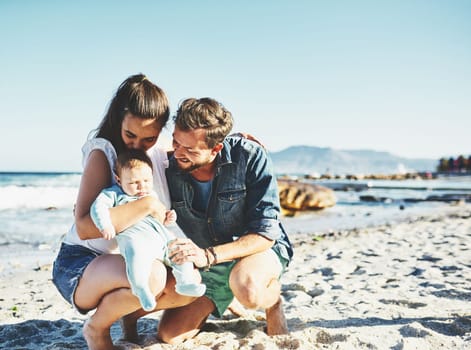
[166,136,293,264]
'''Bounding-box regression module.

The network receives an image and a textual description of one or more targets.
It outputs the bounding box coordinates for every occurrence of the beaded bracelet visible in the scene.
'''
[204,248,212,271]
[208,246,218,265]
[203,246,218,271]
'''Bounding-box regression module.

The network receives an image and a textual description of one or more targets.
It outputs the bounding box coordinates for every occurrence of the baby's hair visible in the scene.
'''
[116,149,153,175]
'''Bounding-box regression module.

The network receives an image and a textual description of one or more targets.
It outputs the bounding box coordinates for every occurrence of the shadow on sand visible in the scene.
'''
[291,314,471,337]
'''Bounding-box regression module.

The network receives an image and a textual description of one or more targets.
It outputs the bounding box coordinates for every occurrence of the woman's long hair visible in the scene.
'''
[93,73,170,155]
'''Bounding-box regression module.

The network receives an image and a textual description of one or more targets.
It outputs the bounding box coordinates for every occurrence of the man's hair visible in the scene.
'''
[115,149,153,175]
[174,97,233,148]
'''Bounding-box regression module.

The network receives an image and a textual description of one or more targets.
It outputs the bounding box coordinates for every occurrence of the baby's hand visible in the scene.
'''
[163,209,177,226]
[101,226,116,240]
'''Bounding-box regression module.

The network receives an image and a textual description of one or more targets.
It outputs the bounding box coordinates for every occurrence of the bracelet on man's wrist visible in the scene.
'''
[208,246,218,265]
[203,246,218,272]
[204,248,212,271]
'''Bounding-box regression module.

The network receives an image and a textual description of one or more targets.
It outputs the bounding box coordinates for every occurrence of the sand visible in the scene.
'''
[1,205,471,349]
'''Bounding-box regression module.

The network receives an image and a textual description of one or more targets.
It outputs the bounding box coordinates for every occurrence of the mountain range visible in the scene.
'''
[269,146,437,175]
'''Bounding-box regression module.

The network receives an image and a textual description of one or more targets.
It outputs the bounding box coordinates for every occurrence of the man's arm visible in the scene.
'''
[209,233,274,264]
[169,233,274,268]
[244,142,283,241]
[210,141,281,262]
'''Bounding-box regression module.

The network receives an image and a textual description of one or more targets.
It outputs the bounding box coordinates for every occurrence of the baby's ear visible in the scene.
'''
[114,174,121,185]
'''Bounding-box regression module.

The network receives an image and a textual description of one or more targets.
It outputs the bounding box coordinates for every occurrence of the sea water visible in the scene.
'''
[1,172,470,248]
[0,172,81,275]
[280,175,471,234]
[0,172,80,246]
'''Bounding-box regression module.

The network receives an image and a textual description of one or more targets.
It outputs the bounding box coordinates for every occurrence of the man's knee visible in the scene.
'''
[230,271,282,309]
[230,275,262,309]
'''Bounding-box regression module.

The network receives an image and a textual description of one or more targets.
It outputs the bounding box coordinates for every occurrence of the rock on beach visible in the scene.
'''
[277,179,337,216]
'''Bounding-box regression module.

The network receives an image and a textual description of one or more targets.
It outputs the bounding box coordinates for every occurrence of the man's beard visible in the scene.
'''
[176,158,208,173]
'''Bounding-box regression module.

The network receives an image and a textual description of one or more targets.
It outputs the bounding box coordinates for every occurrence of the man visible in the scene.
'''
[159,97,293,344]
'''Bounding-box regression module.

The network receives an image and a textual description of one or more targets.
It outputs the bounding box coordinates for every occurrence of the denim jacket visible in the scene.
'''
[166,136,293,264]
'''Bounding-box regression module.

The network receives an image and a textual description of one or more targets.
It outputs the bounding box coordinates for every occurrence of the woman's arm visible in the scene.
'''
[75,150,165,239]
[74,150,111,239]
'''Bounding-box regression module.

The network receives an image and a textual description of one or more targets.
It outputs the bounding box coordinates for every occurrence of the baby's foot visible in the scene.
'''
[132,286,157,311]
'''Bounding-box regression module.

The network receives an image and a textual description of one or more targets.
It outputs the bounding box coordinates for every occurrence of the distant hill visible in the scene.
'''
[269,146,436,175]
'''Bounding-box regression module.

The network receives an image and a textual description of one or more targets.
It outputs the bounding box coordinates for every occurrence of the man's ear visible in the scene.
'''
[211,143,223,154]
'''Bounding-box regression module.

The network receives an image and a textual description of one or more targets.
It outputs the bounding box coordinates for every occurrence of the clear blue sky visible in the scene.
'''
[1,0,470,172]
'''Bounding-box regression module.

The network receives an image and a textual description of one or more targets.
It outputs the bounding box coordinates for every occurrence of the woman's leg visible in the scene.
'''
[75,254,167,350]
[83,287,143,350]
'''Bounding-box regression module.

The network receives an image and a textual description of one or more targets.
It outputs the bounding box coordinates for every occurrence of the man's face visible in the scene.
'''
[172,127,219,173]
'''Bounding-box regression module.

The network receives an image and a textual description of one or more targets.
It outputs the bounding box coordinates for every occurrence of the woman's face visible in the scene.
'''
[121,113,162,151]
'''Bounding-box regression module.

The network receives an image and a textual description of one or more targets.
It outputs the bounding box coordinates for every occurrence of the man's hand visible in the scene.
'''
[168,238,207,268]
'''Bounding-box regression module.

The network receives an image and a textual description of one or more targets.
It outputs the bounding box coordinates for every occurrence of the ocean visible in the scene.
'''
[283,175,471,234]
[0,172,80,246]
[0,171,470,273]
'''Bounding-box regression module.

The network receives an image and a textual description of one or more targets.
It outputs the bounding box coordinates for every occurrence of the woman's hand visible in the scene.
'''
[231,132,266,148]
[168,238,207,268]
[163,209,177,226]
[143,196,167,223]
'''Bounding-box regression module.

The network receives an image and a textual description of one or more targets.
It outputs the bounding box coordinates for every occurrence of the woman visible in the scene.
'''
[52,74,195,350]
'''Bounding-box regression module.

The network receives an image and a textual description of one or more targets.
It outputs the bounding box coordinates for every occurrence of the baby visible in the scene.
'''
[90,149,205,311]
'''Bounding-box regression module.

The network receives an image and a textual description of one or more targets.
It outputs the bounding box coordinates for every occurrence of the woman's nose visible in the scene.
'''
[130,140,143,150]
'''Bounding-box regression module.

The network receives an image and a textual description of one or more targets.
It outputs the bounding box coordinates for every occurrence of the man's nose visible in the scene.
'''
[173,145,184,157]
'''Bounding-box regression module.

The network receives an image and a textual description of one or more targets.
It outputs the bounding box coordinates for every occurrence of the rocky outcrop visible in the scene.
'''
[277,179,336,216]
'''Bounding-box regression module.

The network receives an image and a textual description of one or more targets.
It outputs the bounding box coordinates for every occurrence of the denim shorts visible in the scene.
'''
[201,246,288,318]
[52,243,100,314]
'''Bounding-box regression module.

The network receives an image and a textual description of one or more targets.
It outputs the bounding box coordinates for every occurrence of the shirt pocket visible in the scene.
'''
[217,189,246,227]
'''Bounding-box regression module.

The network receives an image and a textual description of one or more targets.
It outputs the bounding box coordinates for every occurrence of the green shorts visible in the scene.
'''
[200,246,289,318]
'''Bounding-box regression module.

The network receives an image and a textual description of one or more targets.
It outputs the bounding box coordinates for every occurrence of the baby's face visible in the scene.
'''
[119,164,154,197]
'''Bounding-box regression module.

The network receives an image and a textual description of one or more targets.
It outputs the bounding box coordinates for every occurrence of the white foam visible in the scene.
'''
[0,186,78,210]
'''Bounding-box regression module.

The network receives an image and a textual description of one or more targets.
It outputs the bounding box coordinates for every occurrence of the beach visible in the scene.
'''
[1,204,470,349]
